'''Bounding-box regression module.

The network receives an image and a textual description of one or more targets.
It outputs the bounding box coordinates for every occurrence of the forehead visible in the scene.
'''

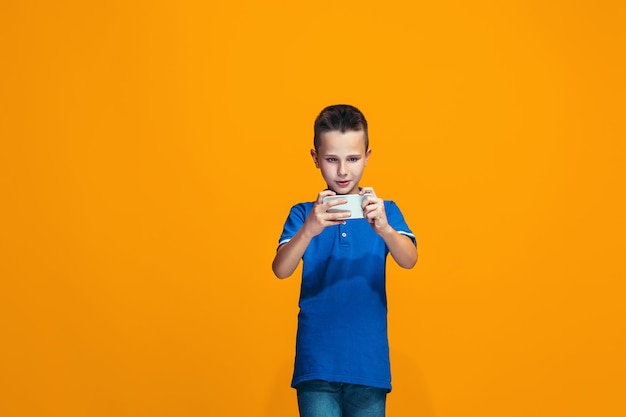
[318,130,367,153]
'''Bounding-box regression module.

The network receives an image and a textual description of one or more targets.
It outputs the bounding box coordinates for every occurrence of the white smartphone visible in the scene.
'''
[322,194,365,219]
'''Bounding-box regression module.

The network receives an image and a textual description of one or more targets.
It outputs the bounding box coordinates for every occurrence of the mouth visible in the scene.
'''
[335,180,351,188]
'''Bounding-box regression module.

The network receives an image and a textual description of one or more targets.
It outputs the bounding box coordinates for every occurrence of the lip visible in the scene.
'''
[335,180,351,188]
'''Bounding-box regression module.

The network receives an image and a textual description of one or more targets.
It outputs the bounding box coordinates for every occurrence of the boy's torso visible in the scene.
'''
[280,200,414,390]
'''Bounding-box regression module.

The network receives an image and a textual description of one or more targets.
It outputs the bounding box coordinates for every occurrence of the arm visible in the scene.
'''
[271,226,315,279]
[378,226,418,269]
[360,188,418,269]
[272,190,352,279]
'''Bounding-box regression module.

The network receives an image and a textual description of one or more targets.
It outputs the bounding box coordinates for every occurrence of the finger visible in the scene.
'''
[323,213,350,225]
[360,187,376,197]
[366,205,384,221]
[363,195,379,208]
[326,197,348,208]
[317,189,337,204]
[327,208,351,222]
[332,211,351,220]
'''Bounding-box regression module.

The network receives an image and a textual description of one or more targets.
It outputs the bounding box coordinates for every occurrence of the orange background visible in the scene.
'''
[1,1,625,416]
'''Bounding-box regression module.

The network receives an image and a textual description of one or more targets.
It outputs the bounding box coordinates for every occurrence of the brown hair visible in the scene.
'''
[313,104,369,151]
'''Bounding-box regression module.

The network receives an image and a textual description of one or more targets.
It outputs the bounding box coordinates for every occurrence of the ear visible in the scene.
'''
[364,148,372,165]
[310,149,320,168]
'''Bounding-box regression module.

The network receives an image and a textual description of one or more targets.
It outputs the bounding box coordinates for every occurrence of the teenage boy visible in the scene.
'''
[272,104,418,417]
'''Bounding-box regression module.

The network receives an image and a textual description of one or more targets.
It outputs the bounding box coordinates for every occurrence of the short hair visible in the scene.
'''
[313,104,369,151]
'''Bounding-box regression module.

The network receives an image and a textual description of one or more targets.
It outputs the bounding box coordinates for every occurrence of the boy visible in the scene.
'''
[272,104,418,417]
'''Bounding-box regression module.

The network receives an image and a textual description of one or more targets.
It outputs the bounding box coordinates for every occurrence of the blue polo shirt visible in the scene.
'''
[278,200,416,391]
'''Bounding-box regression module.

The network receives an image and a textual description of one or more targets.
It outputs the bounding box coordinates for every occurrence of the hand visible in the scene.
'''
[360,187,390,234]
[303,190,351,237]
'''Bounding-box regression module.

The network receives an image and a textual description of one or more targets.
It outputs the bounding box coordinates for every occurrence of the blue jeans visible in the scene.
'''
[296,380,387,417]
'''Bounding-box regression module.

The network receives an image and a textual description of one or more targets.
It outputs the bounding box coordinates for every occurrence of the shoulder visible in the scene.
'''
[289,201,314,214]
[383,199,402,212]
[284,201,314,222]
[383,200,407,221]
[278,201,314,244]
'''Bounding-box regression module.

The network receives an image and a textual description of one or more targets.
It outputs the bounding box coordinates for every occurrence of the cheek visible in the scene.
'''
[319,164,333,176]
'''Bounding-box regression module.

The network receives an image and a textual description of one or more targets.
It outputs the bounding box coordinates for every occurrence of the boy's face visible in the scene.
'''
[311,130,371,195]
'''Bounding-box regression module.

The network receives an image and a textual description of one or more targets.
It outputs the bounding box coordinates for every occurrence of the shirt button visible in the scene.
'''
[342,221,347,225]
[341,232,347,238]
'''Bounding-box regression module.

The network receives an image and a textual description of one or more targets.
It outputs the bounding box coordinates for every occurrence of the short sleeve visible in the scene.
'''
[385,200,417,248]
[277,203,311,248]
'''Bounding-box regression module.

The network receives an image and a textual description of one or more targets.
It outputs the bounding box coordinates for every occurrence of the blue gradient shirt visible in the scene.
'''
[277,200,416,391]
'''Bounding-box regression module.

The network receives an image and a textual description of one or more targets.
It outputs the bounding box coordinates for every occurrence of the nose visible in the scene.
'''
[337,162,347,177]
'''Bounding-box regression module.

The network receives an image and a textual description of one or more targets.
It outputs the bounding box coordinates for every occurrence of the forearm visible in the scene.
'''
[379,226,418,269]
[271,228,315,279]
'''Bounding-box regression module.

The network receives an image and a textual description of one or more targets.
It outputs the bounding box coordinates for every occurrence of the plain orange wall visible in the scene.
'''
[1,1,625,416]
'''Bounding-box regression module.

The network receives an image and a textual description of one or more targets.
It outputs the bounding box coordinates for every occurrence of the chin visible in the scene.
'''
[328,187,346,195]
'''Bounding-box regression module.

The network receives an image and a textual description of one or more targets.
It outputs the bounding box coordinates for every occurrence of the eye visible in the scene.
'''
[348,157,360,162]
[326,158,338,163]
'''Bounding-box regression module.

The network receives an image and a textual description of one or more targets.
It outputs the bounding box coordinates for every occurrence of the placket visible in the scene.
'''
[338,220,350,247]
